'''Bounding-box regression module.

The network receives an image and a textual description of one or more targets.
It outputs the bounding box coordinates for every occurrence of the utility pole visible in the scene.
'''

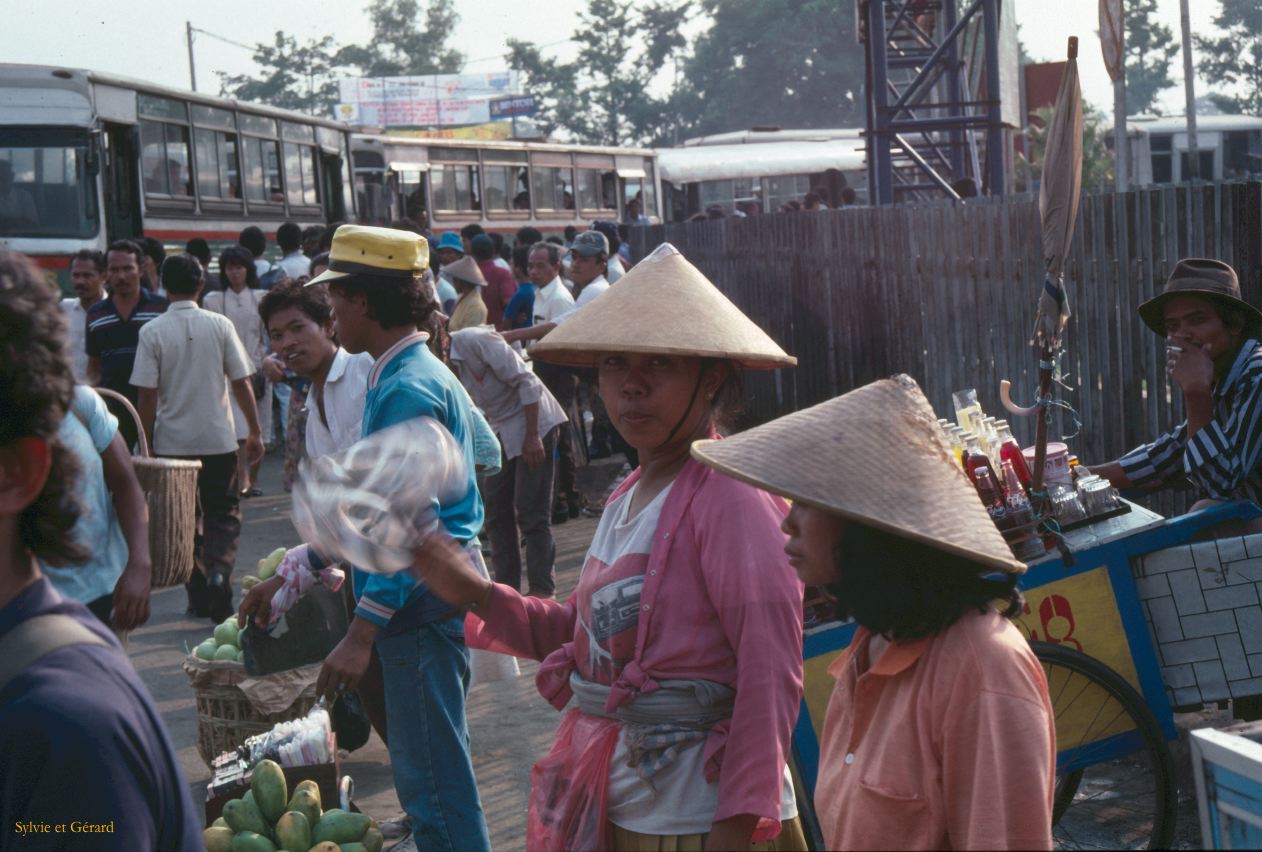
[186,21,197,92]
[1179,0,1199,180]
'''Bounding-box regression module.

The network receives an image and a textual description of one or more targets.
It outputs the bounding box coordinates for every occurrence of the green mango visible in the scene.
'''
[195,640,219,660]
[259,547,287,580]
[309,809,370,845]
[360,827,384,852]
[223,796,269,836]
[203,825,234,852]
[212,817,228,828]
[213,643,240,661]
[339,844,367,852]
[214,621,241,647]
[286,787,321,829]
[251,759,289,823]
[273,810,311,852]
[230,831,277,852]
[306,843,339,852]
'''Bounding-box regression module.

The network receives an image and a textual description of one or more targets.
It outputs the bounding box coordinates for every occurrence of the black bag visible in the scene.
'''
[331,690,372,751]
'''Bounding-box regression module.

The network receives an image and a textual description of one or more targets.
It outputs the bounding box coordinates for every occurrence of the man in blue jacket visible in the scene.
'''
[241,225,490,852]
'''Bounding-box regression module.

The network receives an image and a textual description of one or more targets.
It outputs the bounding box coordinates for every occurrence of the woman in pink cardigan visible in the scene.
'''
[413,244,807,851]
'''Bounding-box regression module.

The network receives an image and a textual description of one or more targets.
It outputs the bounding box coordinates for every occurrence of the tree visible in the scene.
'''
[336,0,463,77]
[1019,105,1114,193]
[1196,0,1262,115]
[1124,0,1178,115]
[671,0,865,140]
[219,32,342,117]
[507,0,690,146]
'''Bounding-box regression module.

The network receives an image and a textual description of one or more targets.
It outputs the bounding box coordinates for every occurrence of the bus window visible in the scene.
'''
[0,138,98,239]
[140,120,192,197]
[1180,150,1216,181]
[765,174,810,211]
[1223,130,1262,180]
[283,143,321,208]
[1150,135,1173,184]
[617,157,656,222]
[193,128,241,200]
[532,166,574,211]
[483,164,528,213]
[243,136,284,203]
[576,168,617,213]
[432,162,481,212]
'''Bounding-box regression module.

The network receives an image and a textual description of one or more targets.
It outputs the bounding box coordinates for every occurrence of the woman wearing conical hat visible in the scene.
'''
[692,375,1055,850]
[444,255,489,332]
[413,244,808,850]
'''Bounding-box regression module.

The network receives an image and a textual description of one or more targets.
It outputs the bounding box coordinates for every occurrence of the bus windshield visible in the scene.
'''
[0,133,99,239]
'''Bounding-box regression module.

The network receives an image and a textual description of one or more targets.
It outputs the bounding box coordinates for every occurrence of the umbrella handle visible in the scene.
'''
[999,380,1040,417]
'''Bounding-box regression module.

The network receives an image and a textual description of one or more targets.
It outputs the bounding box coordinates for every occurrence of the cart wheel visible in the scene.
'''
[1032,641,1177,851]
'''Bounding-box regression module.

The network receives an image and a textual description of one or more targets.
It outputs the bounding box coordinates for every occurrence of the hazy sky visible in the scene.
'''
[0,0,1226,120]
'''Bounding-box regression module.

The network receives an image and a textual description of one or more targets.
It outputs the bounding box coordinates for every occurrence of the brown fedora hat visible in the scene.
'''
[1137,258,1261,334]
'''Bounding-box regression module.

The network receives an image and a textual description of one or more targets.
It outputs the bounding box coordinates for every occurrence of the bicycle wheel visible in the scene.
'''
[1031,641,1177,850]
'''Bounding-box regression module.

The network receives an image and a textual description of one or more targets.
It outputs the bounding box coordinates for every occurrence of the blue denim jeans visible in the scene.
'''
[375,617,491,852]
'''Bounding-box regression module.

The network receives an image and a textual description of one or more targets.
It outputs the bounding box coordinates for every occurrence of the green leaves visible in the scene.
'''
[1124,0,1178,115]
[1196,0,1262,116]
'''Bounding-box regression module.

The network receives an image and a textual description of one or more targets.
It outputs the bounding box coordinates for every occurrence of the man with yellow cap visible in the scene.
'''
[241,224,491,851]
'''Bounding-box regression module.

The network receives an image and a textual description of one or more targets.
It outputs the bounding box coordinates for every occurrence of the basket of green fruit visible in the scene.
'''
[183,611,319,767]
[204,759,384,852]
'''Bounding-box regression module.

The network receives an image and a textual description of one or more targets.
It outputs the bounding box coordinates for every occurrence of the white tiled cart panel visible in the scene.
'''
[1133,535,1262,706]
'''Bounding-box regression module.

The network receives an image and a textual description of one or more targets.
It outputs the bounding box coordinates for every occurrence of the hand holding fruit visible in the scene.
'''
[239,575,285,629]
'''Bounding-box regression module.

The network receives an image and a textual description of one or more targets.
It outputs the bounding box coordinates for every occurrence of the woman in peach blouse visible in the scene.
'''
[692,374,1056,851]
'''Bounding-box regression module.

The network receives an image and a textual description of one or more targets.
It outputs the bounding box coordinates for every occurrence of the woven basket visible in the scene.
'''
[96,388,201,588]
[184,656,320,767]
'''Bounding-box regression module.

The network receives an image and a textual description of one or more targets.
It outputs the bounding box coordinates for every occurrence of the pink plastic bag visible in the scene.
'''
[528,708,621,851]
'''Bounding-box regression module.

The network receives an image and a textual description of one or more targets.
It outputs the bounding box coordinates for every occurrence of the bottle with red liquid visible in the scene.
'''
[995,421,1032,494]
[962,433,990,483]
[972,465,1010,527]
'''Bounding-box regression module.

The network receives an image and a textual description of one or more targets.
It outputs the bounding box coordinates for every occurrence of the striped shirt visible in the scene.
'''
[1121,338,1262,502]
[84,289,168,402]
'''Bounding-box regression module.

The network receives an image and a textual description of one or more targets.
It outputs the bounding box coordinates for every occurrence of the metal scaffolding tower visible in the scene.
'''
[861,0,1007,205]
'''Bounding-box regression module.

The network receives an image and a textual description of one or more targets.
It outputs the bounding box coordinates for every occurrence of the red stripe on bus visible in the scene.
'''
[28,256,71,270]
[144,228,272,241]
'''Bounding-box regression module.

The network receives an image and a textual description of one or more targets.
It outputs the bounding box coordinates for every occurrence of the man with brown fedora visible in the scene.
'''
[1091,258,1262,532]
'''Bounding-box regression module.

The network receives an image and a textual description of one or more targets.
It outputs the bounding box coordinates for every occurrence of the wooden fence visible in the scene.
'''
[628,181,1262,517]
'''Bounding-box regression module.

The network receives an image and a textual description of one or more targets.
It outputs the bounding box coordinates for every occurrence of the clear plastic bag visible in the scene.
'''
[528,709,620,852]
[292,417,468,574]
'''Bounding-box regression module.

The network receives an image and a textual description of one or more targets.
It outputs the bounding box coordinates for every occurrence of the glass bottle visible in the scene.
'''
[972,465,1009,527]
[996,422,1032,492]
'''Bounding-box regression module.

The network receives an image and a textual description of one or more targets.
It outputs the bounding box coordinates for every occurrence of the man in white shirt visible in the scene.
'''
[60,249,106,382]
[258,280,372,460]
[450,326,567,596]
[567,230,611,308]
[275,222,312,281]
[131,254,262,621]
[500,242,586,521]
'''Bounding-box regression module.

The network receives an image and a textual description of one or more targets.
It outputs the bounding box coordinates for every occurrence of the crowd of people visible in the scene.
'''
[1,208,1066,851]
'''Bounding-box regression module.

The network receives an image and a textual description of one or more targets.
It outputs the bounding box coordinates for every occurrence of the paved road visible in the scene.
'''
[127,450,609,850]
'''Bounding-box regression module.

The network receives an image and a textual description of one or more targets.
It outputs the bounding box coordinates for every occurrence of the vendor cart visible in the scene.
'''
[792,497,1262,851]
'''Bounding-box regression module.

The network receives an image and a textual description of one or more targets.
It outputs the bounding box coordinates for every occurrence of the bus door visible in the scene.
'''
[320,151,346,222]
[103,122,141,242]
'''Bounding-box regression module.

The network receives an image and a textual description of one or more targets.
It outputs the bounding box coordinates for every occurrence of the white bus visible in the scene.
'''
[1123,113,1262,185]
[656,127,868,221]
[0,63,355,289]
[351,133,661,237]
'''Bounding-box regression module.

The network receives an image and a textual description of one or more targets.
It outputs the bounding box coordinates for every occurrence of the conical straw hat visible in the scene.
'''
[692,374,1025,574]
[443,255,487,288]
[529,243,796,369]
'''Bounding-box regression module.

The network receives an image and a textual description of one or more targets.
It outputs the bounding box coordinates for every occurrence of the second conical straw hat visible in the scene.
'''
[529,243,796,369]
[692,374,1025,574]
